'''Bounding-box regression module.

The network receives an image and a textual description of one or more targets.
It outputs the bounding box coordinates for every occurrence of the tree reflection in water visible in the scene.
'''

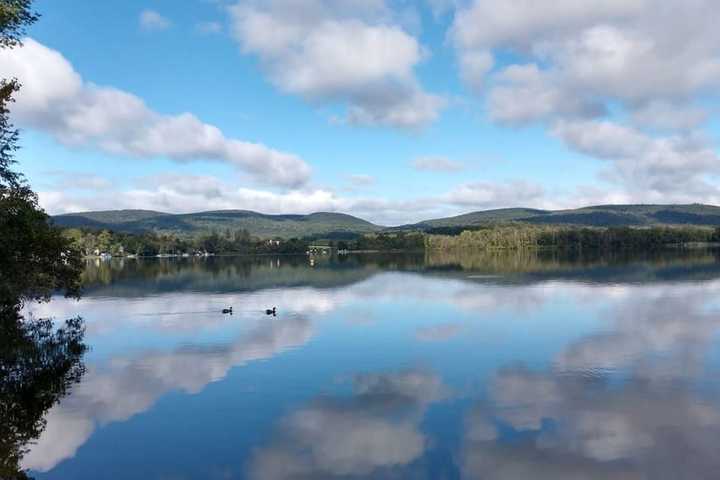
[0,307,87,479]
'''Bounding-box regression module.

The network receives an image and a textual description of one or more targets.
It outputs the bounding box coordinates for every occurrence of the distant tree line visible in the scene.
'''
[60,229,428,257]
[340,232,425,251]
[426,225,720,251]
[63,225,720,257]
[61,228,309,256]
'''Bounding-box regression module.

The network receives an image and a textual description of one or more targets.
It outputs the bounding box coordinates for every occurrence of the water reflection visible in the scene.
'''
[0,310,86,479]
[78,248,720,296]
[22,314,311,473]
[248,370,448,480]
[461,282,720,480]
[426,247,720,284]
[19,251,720,479]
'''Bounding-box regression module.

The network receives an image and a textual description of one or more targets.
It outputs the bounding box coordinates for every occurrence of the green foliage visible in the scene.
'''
[349,232,425,251]
[62,228,310,256]
[426,225,719,252]
[0,4,89,478]
[0,0,37,49]
[0,79,23,190]
[0,0,81,309]
[0,196,83,305]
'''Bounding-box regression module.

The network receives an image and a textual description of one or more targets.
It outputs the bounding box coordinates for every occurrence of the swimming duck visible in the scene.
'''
[265,307,277,316]
[222,307,233,314]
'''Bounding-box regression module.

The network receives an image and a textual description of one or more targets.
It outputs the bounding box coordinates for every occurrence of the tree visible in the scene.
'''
[0,1,38,49]
[0,0,81,309]
[0,2,87,476]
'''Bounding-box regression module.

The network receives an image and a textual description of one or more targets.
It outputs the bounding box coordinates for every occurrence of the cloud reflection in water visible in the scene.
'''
[248,370,449,480]
[461,282,720,479]
[22,315,313,472]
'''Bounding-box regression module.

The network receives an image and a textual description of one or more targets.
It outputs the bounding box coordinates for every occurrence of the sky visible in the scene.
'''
[1,0,720,225]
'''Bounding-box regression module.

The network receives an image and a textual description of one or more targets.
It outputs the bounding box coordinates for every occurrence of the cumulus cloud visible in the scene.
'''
[552,119,720,202]
[412,156,465,172]
[0,39,311,187]
[458,49,494,92]
[488,64,605,124]
[451,0,720,203]
[139,9,172,31]
[630,100,708,131]
[228,0,444,128]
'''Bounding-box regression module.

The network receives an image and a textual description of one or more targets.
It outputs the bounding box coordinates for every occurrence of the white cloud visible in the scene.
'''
[458,49,494,92]
[0,39,311,187]
[552,119,720,202]
[228,0,444,128]
[451,0,720,202]
[139,10,172,31]
[452,0,645,54]
[488,64,604,124]
[412,156,465,172]
[630,100,708,131]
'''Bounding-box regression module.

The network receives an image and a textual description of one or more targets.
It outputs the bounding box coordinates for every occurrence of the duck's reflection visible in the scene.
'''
[21,315,313,473]
[248,370,448,479]
[460,284,720,479]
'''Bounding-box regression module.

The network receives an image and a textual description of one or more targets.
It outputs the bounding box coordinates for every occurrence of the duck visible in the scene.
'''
[222,307,233,314]
[265,307,277,316]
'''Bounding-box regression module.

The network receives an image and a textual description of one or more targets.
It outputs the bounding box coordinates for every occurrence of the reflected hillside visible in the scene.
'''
[426,247,720,284]
[77,249,720,301]
[80,253,425,298]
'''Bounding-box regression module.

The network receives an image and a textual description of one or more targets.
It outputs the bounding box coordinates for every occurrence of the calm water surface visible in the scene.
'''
[21,250,720,479]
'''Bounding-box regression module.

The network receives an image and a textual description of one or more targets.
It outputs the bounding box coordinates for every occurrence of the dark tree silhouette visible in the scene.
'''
[0,2,88,478]
[0,309,87,479]
[0,0,82,309]
[0,1,38,49]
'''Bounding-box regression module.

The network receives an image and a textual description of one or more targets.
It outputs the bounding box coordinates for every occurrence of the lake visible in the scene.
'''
[20,249,720,479]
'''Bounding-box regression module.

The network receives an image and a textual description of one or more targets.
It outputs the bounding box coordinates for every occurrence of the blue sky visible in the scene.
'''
[2,0,719,225]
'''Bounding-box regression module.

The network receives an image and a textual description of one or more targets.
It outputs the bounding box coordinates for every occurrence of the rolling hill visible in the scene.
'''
[411,204,720,229]
[52,210,381,239]
[52,204,720,239]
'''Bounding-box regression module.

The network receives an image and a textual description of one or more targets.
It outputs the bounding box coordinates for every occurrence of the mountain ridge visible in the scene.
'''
[52,209,380,239]
[52,204,720,238]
